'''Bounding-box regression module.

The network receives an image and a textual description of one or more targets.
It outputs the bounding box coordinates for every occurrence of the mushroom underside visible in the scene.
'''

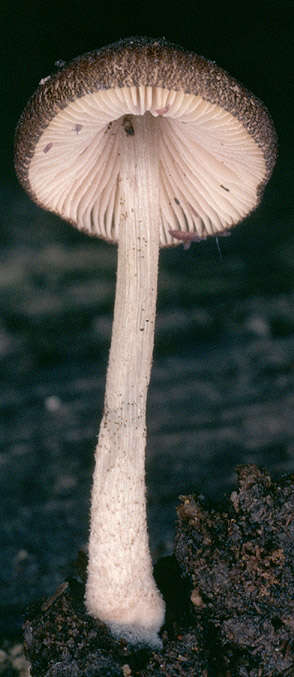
[28,85,266,245]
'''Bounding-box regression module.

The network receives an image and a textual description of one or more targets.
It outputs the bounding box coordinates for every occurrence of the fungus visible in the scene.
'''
[14,37,277,648]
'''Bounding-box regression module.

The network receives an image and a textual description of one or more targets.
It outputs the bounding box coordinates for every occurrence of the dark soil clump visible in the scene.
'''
[24,465,294,676]
[176,464,294,675]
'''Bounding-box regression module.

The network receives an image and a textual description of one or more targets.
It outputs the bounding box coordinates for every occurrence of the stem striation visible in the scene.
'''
[85,112,165,648]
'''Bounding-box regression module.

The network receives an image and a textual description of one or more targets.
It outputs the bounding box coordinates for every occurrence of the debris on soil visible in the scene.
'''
[176,463,294,675]
[24,465,294,676]
[0,641,29,676]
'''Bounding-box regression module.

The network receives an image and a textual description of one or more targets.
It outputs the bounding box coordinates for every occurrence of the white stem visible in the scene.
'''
[85,113,165,647]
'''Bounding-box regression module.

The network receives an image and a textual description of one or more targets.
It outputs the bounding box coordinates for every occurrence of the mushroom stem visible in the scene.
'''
[85,112,165,647]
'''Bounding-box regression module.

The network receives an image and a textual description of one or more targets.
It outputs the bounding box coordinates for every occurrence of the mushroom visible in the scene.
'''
[14,37,277,648]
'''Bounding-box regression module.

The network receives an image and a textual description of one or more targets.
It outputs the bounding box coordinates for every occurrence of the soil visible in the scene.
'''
[23,464,294,676]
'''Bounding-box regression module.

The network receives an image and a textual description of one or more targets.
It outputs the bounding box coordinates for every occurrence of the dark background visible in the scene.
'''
[1,0,294,644]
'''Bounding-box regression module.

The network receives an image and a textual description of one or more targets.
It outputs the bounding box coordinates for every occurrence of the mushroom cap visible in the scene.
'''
[14,36,277,246]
